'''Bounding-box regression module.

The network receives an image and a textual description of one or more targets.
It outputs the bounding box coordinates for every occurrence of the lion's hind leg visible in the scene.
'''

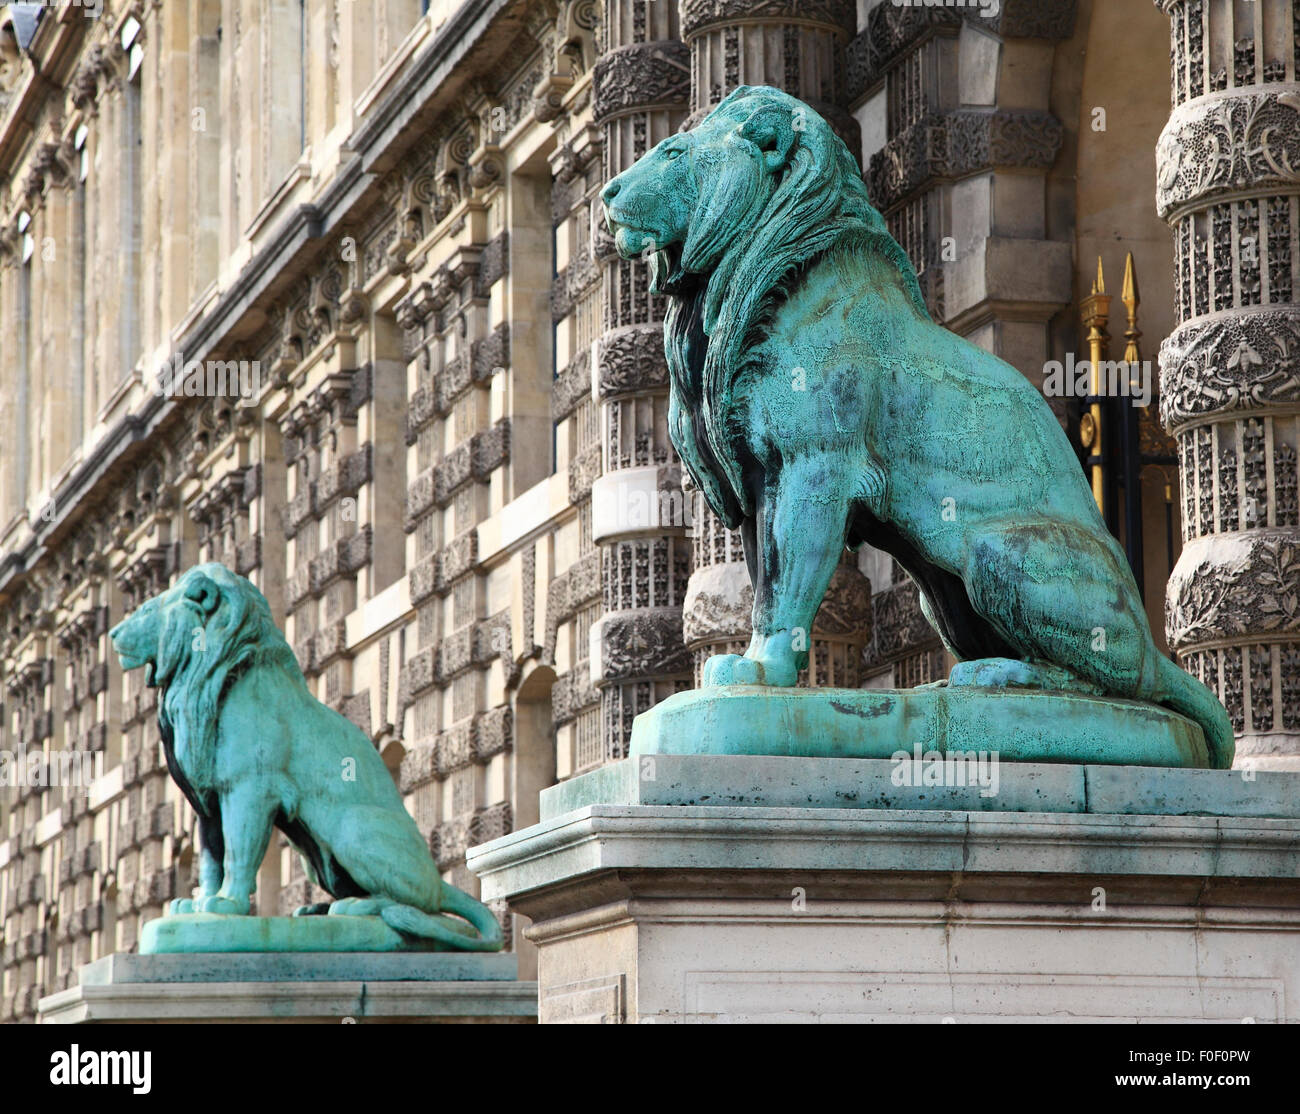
[963,519,1154,700]
[947,657,1105,694]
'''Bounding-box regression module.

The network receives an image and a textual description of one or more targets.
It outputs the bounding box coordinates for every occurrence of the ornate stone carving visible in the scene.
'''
[553,348,592,421]
[1158,309,1300,427]
[1166,533,1300,649]
[681,0,856,39]
[869,110,1063,211]
[1156,89,1300,219]
[592,41,691,123]
[865,578,942,667]
[596,609,692,681]
[597,324,670,399]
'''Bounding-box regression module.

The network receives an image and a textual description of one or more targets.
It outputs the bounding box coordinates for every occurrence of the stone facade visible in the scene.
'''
[0,0,1287,1025]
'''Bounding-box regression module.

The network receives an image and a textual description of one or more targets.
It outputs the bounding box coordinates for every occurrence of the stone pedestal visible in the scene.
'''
[37,952,536,1024]
[468,755,1300,1023]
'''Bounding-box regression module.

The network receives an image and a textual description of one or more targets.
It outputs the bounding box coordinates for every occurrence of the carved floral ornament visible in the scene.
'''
[1166,531,1300,649]
[1158,308,1300,428]
[1156,88,1300,219]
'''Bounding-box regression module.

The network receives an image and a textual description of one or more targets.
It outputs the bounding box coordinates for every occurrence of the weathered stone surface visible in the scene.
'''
[537,754,1300,822]
[470,791,1300,1022]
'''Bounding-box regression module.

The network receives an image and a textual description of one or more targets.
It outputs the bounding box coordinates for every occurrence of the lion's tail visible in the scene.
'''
[380,885,504,951]
[1153,655,1236,771]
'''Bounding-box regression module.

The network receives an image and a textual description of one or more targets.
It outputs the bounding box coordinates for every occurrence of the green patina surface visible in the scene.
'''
[110,564,502,953]
[602,86,1233,769]
[627,685,1209,767]
[140,913,434,955]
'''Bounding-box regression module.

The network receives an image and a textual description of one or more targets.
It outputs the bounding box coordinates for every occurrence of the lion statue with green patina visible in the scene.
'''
[602,85,1233,769]
[109,563,502,949]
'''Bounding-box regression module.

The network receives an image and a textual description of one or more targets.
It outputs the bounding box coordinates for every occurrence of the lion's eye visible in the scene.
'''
[663,147,683,160]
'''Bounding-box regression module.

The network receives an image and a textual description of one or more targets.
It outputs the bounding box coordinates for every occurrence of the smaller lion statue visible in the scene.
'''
[109,563,501,950]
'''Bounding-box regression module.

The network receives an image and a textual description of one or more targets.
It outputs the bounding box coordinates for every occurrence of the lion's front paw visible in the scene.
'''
[702,653,766,686]
[168,898,196,915]
[197,894,250,915]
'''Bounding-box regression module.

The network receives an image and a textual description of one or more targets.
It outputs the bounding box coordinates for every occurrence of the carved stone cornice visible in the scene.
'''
[1166,532,1300,651]
[1158,308,1300,430]
[592,41,690,123]
[869,109,1064,212]
[1156,87,1300,220]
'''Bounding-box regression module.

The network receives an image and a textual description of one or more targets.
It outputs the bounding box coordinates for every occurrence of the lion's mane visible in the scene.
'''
[658,86,927,526]
[156,563,303,813]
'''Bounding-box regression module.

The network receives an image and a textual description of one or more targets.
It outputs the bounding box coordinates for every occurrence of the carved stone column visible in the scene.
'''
[588,1,694,760]
[1156,0,1300,768]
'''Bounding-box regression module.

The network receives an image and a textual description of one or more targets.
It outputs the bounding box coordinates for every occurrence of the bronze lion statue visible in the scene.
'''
[601,85,1233,768]
[109,563,502,949]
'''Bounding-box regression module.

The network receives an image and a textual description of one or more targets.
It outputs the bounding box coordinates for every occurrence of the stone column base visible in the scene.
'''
[469,756,1300,1023]
[37,952,537,1024]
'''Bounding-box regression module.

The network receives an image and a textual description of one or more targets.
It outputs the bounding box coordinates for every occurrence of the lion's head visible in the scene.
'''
[601,86,926,526]
[110,564,301,807]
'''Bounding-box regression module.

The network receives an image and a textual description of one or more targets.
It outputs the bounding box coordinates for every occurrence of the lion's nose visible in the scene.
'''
[601,178,621,204]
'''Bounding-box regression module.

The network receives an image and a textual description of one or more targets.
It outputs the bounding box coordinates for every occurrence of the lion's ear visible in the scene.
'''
[737,105,796,174]
[184,573,221,616]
